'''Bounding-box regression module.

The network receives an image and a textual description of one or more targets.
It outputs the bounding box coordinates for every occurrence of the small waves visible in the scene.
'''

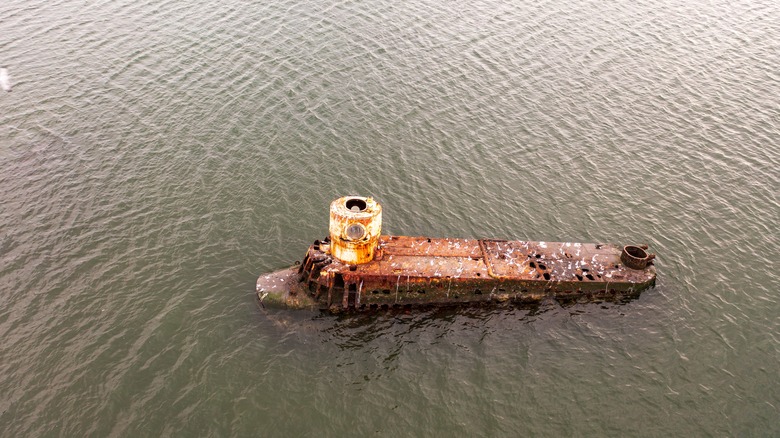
[0,0,778,435]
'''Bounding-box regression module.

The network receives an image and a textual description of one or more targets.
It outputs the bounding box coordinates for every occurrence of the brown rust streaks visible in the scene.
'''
[294,235,656,312]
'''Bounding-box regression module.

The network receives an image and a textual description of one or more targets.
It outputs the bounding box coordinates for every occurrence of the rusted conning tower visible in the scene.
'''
[256,196,657,312]
[328,196,382,265]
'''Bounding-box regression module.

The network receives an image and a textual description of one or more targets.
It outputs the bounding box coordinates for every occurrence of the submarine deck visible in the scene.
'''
[363,236,649,283]
[293,235,656,310]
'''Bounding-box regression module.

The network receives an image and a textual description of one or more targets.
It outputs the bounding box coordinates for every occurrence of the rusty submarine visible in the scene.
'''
[256,196,656,312]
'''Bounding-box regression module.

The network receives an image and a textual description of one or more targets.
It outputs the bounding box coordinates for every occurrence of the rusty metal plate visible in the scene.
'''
[377,236,482,258]
[481,240,648,284]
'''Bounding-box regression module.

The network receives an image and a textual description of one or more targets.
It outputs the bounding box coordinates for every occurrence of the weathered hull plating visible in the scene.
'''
[256,235,656,312]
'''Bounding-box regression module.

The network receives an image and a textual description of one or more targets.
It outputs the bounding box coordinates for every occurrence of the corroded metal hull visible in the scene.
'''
[256,235,656,312]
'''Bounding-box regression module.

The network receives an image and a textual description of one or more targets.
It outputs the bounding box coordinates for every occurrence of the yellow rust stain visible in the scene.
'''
[329,196,382,265]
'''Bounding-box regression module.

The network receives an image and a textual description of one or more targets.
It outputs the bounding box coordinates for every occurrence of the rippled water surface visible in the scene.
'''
[1,0,778,436]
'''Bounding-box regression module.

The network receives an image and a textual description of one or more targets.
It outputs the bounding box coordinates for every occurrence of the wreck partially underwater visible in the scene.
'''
[256,196,656,312]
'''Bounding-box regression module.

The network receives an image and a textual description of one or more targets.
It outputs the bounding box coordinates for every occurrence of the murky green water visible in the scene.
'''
[1,0,778,436]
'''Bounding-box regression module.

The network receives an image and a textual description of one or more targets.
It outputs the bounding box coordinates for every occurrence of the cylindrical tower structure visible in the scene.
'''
[329,196,382,265]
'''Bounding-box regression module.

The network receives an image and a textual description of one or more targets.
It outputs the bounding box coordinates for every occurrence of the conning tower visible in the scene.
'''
[328,196,382,265]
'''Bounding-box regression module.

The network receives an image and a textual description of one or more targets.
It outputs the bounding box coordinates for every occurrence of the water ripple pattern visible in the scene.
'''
[0,0,778,436]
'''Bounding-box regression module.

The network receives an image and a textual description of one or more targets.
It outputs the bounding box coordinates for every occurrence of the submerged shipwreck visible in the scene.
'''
[256,196,656,312]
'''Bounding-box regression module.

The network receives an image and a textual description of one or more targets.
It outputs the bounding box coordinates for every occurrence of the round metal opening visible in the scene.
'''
[621,245,649,269]
[345,223,366,240]
[625,246,647,259]
[345,198,367,212]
